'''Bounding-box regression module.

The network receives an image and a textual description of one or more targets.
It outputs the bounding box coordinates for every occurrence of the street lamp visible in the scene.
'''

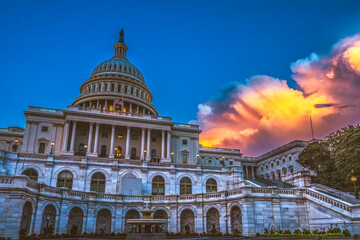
[221,156,225,166]
[114,148,118,159]
[351,175,358,199]
[13,138,19,151]
[50,142,55,154]
[171,152,174,163]
[196,153,200,164]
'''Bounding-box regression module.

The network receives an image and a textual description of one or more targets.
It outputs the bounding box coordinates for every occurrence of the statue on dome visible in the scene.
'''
[119,29,124,43]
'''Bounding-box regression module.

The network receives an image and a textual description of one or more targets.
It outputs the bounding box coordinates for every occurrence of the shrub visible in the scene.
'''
[284,229,291,234]
[342,228,351,236]
[302,229,311,234]
[293,229,301,234]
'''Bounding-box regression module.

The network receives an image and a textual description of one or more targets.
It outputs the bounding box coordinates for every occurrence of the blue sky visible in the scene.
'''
[1,0,360,128]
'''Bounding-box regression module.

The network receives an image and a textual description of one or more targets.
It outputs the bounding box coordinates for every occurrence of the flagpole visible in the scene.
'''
[310,116,315,139]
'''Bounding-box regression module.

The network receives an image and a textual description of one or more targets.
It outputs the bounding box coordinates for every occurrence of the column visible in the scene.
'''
[93,123,100,155]
[161,130,165,159]
[129,103,132,114]
[62,121,70,152]
[142,108,145,115]
[105,100,108,111]
[96,100,99,109]
[109,125,115,158]
[69,121,77,153]
[136,105,139,115]
[140,128,145,160]
[252,166,255,179]
[166,131,171,159]
[87,123,94,154]
[146,128,151,160]
[125,126,131,159]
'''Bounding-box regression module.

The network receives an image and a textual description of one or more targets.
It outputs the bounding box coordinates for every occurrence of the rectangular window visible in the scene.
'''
[41,126,48,132]
[117,133,123,139]
[102,132,108,138]
[118,84,121,92]
[80,130,86,136]
[132,135,137,140]
[182,139,188,145]
[151,137,156,142]
[38,143,46,154]
[182,154,188,164]
[105,83,108,91]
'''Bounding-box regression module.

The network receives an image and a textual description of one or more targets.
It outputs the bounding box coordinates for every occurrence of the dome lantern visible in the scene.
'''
[113,29,128,59]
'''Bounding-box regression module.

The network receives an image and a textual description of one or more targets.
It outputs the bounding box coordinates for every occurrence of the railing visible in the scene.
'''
[18,153,48,160]
[310,183,356,200]
[200,146,241,153]
[175,164,197,169]
[54,155,82,161]
[201,166,222,170]
[304,189,353,212]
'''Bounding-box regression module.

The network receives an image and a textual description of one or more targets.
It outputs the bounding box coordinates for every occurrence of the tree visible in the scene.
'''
[298,124,360,192]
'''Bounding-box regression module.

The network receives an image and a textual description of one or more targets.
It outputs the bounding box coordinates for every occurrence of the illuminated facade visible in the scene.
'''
[0,31,359,239]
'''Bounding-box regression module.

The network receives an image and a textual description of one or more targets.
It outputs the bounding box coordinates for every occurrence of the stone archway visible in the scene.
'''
[206,208,220,233]
[125,210,140,233]
[41,205,56,234]
[180,209,194,233]
[153,209,168,232]
[67,207,84,234]
[96,209,111,234]
[230,206,242,234]
[20,201,33,234]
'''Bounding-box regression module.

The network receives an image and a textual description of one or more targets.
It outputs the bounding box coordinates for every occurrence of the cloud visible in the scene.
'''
[197,33,360,156]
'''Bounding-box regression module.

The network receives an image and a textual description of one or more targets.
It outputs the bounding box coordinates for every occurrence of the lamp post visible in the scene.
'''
[13,138,19,152]
[196,153,200,164]
[115,148,118,159]
[50,142,55,155]
[221,156,225,166]
[171,152,174,163]
[84,144,88,156]
[351,175,358,199]
[143,150,147,161]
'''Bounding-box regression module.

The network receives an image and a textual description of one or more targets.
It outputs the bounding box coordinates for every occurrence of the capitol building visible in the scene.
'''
[0,30,359,239]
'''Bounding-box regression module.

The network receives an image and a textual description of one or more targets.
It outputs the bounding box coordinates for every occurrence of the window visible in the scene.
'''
[130,148,136,159]
[261,167,264,171]
[80,130,86,136]
[206,178,217,193]
[152,176,165,195]
[124,85,128,93]
[104,83,108,91]
[289,156,292,161]
[271,163,274,168]
[102,132,108,138]
[38,143,46,154]
[136,89,138,97]
[180,177,192,195]
[90,172,106,193]
[23,169,38,182]
[182,139,188,145]
[132,135,137,140]
[141,92,143,98]
[266,165,268,169]
[130,87,133,95]
[12,144,18,152]
[117,134,123,139]
[78,143,85,156]
[229,161,233,165]
[151,149,156,160]
[111,83,114,91]
[99,84,102,91]
[41,126,48,132]
[276,161,279,166]
[94,85,97,92]
[57,171,73,189]
[151,137,156,142]
[282,159,285,164]
[182,154,188,164]
[118,84,121,92]
[100,145,107,157]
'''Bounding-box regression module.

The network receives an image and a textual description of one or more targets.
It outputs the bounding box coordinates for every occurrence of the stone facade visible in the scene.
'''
[0,31,360,239]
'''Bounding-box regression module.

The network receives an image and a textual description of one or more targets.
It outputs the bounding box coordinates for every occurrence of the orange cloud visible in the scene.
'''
[197,34,360,156]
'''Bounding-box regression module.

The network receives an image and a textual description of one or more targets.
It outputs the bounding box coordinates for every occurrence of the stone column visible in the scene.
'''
[96,100,99,109]
[31,122,39,153]
[136,105,139,114]
[62,121,70,153]
[140,128,145,160]
[69,121,77,153]
[161,130,165,159]
[93,123,100,155]
[166,131,171,159]
[146,128,151,160]
[109,125,115,158]
[21,121,31,153]
[129,103,132,114]
[125,126,131,159]
[87,123,94,154]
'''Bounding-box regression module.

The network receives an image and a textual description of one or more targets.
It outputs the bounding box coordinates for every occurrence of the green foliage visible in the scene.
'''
[293,229,301,234]
[343,228,351,236]
[298,124,360,192]
[265,233,345,237]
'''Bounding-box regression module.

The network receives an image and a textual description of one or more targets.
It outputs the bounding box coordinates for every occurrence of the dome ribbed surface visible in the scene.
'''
[91,57,144,82]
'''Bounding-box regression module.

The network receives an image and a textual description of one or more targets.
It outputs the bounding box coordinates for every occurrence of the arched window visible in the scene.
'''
[151,149,156,161]
[180,177,192,195]
[90,172,106,193]
[130,148,136,159]
[57,171,73,189]
[23,169,38,182]
[78,143,85,156]
[100,145,107,157]
[206,178,217,193]
[152,176,165,195]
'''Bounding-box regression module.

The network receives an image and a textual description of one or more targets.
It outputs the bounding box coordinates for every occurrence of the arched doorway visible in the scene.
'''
[41,205,56,234]
[20,201,33,234]
[230,206,242,234]
[206,208,220,233]
[180,209,194,233]
[67,207,84,234]
[96,209,111,234]
[125,210,140,233]
[153,209,168,232]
